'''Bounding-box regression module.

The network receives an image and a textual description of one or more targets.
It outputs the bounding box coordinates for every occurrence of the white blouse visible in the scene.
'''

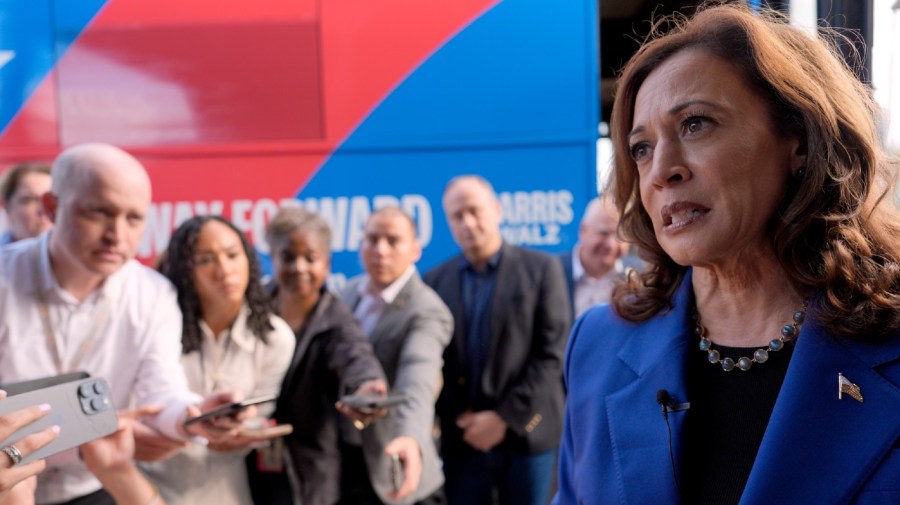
[140,304,295,505]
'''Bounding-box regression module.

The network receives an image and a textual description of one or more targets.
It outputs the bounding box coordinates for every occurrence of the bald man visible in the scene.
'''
[0,144,238,505]
[558,196,640,320]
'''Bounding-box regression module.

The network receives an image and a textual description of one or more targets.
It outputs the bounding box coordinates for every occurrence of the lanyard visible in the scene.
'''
[32,247,111,374]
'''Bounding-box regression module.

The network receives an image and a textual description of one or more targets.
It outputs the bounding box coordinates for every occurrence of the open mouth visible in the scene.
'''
[667,209,708,226]
[662,202,710,227]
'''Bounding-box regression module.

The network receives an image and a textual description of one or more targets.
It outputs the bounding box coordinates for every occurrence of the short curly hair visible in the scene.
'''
[265,206,333,263]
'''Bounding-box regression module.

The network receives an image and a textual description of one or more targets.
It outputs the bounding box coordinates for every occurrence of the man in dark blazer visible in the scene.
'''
[423,175,572,505]
[558,196,640,321]
[339,207,453,505]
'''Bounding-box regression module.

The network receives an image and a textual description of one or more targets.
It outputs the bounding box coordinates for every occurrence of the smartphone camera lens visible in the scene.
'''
[78,380,110,415]
[78,383,94,399]
[81,397,96,414]
[90,396,109,412]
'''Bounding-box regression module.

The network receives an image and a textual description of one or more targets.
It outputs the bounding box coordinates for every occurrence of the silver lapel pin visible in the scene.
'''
[838,373,863,402]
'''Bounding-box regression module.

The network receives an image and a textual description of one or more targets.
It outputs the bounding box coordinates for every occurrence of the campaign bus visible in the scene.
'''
[0,0,599,283]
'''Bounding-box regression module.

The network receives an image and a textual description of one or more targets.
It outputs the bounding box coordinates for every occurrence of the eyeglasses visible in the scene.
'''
[10,194,43,208]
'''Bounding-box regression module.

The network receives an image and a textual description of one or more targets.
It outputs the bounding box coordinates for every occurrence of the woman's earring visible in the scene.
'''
[794,166,806,180]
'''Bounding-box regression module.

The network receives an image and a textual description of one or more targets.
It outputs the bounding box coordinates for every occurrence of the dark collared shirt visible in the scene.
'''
[459,249,502,407]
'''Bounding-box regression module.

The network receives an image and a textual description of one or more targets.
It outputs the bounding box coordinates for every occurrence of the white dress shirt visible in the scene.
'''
[571,244,624,318]
[139,305,296,505]
[0,233,201,504]
[352,265,416,337]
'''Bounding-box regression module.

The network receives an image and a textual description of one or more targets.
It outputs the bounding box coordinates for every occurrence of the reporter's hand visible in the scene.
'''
[182,391,256,444]
[206,418,285,452]
[0,390,59,504]
[79,406,169,505]
[0,475,37,505]
[131,405,187,462]
[201,391,257,425]
[334,379,388,430]
[384,436,422,501]
[82,405,165,476]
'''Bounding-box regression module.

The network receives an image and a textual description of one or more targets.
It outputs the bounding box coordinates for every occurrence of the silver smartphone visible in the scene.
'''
[390,452,403,493]
[0,374,119,465]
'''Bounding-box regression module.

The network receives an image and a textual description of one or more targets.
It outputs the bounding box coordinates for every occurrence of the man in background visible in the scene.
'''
[0,162,53,245]
[424,175,571,505]
[339,206,452,505]
[559,196,640,320]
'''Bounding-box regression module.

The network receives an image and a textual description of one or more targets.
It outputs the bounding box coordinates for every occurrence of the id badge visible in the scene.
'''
[256,437,285,473]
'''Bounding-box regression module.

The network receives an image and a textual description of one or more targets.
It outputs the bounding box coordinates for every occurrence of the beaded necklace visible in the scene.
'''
[696,302,807,372]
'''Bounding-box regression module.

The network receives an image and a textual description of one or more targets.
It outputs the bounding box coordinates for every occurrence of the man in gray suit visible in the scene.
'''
[339,206,453,505]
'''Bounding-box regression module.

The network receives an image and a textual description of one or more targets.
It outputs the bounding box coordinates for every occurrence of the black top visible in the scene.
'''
[683,340,794,505]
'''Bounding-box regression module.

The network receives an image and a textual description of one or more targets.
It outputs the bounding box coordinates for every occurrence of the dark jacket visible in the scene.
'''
[274,289,386,505]
[423,243,572,457]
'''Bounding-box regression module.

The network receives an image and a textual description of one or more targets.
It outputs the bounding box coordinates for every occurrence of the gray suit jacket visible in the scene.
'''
[340,271,453,504]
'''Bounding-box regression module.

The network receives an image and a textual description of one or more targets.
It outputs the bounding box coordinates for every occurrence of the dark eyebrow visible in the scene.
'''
[627,99,718,141]
[627,126,644,142]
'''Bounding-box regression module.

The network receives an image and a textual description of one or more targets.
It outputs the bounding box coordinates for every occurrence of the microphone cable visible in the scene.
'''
[657,389,684,500]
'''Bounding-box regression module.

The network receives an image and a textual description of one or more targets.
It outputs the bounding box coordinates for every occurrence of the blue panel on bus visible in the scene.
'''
[300,0,598,283]
[0,0,106,135]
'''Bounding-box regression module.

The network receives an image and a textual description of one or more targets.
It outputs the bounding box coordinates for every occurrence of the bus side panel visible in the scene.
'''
[303,0,598,279]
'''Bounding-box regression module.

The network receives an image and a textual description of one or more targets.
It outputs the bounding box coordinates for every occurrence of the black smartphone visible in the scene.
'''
[0,374,118,465]
[338,393,408,410]
[182,394,278,427]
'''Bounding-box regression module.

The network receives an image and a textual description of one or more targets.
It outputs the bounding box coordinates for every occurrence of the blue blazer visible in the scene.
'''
[554,272,900,505]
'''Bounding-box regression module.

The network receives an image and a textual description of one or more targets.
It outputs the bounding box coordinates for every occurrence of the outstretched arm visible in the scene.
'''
[80,406,169,505]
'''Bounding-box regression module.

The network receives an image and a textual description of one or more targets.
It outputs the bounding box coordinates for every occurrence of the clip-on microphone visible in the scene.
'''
[656,389,689,500]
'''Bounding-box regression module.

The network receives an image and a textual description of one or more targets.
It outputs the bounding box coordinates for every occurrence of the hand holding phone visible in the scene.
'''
[390,452,403,494]
[0,392,59,493]
[80,404,160,478]
[183,394,277,428]
[336,380,391,430]
[239,423,293,440]
[338,393,408,410]
[383,435,422,500]
[0,375,118,466]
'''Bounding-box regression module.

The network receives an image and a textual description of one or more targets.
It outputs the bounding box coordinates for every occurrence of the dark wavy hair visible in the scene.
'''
[609,2,900,338]
[160,215,274,353]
